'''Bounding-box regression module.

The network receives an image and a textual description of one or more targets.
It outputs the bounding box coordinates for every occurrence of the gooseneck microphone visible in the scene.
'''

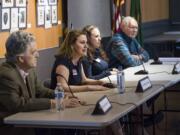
[55,74,87,106]
[56,73,76,98]
[150,47,162,65]
[102,72,116,88]
[151,56,162,65]
[134,54,148,75]
[107,75,112,84]
[91,58,116,88]
[133,43,148,75]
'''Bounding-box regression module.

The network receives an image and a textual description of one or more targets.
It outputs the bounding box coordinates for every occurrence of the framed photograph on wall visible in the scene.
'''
[19,8,27,28]
[11,8,19,29]
[1,8,10,31]
[48,0,57,5]
[2,0,14,7]
[37,6,45,26]
[45,6,52,28]
[51,6,57,24]
[16,0,27,7]
[37,0,47,6]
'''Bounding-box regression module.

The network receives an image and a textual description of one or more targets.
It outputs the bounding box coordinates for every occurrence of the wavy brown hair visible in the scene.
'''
[82,25,108,62]
[57,29,86,59]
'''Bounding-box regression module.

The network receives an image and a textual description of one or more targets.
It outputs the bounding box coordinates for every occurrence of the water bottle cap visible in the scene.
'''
[57,83,62,86]
[56,82,64,92]
[117,70,122,74]
[118,66,123,71]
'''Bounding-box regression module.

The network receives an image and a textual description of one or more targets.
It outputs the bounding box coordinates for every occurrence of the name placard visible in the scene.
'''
[92,96,112,115]
[172,63,180,74]
[136,76,152,92]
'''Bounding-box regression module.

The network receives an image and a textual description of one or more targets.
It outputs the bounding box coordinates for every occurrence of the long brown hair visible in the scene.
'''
[57,29,86,59]
[82,25,108,62]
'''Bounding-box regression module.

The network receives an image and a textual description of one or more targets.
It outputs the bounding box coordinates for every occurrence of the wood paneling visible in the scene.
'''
[126,0,169,22]
[0,0,62,58]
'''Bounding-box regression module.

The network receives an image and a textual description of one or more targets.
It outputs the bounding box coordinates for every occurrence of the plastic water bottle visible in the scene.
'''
[117,71,125,94]
[54,83,64,112]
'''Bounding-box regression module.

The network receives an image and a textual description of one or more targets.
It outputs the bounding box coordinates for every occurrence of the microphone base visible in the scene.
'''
[135,70,149,75]
[150,61,162,65]
[102,83,116,88]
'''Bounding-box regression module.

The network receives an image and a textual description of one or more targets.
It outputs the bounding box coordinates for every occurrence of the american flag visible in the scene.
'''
[112,0,125,34]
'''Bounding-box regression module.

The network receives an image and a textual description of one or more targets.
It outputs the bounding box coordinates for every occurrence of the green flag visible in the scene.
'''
[130,0,143,46]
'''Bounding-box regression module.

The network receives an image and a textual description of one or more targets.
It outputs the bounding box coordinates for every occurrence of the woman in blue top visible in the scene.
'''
[51,29,110,92]
[82,25,117,80]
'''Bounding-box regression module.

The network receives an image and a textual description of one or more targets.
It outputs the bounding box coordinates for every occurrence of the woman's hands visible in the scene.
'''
[63,97,81,108]
[50,95,83,109]
[64,93,87,106]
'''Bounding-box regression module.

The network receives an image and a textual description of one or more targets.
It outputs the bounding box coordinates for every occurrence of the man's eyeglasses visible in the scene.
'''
[128,26,138,30]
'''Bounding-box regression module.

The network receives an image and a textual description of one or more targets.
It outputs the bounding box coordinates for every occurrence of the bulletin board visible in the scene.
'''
[0,0,62,58]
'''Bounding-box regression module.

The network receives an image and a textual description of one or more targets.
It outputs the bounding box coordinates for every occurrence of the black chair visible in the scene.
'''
[101,36,111,51]
[43,79,51,89]
[175,44,180,57]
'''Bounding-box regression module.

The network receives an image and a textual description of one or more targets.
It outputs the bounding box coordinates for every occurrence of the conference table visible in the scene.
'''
[4,60,180,134]
[106,61,180,86]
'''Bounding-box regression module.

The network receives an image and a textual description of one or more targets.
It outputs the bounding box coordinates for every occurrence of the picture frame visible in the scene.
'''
[19,8,27,28]
[16,0,27,7]
[45,6,52,28]
[37,0,47,6]
[37,6,45,26]
[48,0,57,5]
[2,0,14,8]
[1,8,10,31]
[11,8,19,29]
[51,5,57,24]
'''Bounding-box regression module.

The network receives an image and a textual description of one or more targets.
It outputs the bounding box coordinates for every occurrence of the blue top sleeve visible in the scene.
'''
[110,33,149,68]
[82,57,111,80]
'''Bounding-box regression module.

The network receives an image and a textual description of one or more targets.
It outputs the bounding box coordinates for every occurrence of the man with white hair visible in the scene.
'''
[107,16,149,69]
[107,17,162,134]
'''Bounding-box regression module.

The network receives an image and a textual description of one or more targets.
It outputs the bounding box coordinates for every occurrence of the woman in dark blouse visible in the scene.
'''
[82,25,117,80]
[50,29,110,92]
[51,30,123,135]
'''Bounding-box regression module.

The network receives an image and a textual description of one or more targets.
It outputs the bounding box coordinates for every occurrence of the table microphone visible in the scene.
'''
[92,58,116,88]
[56,73,87,105]
[134,54,148,75]
[55,73,76,98]
[150,56,162,65]
[102,73,116,88]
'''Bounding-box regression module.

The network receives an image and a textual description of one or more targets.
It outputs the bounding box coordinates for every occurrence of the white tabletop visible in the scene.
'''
[4,85,165,129]
[4,60,180,129]
[102,60,180,87]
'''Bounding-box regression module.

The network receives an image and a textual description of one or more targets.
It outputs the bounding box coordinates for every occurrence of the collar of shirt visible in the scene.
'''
[17,66,29,83]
